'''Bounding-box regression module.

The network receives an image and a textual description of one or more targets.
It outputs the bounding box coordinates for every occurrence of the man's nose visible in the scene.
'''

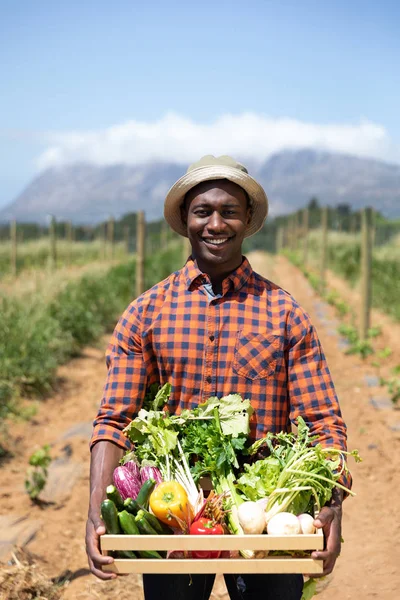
[208,211,226,230]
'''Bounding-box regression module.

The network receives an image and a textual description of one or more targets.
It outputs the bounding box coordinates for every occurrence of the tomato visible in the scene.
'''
[189,517,224,559]
[149,480,191,527]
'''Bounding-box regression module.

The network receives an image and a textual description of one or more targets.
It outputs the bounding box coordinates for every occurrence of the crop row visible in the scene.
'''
[0,238,128,277]
[0,244,183,426]
[303,232,400,322]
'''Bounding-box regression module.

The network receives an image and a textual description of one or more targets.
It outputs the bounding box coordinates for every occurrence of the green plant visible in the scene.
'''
[378,347,393,360]
[337,324,359,345]
[25,444,52,500]
[367,325,382,339]
[337,324,377,359]
[380,365,400,405]
[0,245,183,424]
[345,339,374,360]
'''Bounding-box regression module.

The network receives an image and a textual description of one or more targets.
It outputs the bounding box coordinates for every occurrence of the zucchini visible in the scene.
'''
[123,497,142,514]
[100,499,121,534]
[117,550,137,559]
[135,510,158,535]
[106,484,124,511]
[118,510,141,536]
[138,511,174,536]
[137,549,163,559]
[135,478,156,509]
[101,499,135,559]
[119,510,163,559]
[124,498,174,535]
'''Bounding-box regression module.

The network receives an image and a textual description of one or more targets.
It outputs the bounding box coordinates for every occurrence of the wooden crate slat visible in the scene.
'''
[101,531,324,552]
[103,557,324,575]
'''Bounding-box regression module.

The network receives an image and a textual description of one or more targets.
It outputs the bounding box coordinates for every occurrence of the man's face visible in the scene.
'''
[181,179,252,277]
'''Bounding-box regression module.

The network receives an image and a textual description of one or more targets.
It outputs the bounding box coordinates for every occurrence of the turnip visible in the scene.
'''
[266,512,301,535]
[297,513,316,534]
[237,501,266,534]
[256,497,269,510]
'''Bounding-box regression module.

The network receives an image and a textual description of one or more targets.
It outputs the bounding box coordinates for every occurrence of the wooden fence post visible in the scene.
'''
[101,222,107,259]
[124,225,130,254]
[296,211,302,251]
[66,220,72,265]
[108,216,115,259]
[10,219,17,277]
[319,206,328,294]
[276,226,284,254]
[360,207,373,341]
[289,216,294,251]
[136,211,145,297]
[49,215,57,270]
[302,208,309,267]
[371,209,376,247]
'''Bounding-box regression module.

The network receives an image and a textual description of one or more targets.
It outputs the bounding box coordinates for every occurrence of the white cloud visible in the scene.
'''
[36,112,398,169]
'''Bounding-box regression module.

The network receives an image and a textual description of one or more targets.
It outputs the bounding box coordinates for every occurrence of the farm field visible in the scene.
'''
[0,251,399,600]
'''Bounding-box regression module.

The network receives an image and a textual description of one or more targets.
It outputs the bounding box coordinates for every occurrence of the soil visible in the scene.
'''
[1,252,399,600]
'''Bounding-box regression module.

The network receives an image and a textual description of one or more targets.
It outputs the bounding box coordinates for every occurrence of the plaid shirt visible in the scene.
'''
[91,256,351,489]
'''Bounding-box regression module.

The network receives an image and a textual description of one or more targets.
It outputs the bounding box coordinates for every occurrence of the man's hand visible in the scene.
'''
[86,441,125,580]
[85,511,117,580]
[311,502,342,577]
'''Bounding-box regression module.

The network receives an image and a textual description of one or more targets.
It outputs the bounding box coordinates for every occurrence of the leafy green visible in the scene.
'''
[240,417,361,522]
[301,578,317,600]
[236,456,282,501]
[25,444,52,501]
[123,387,255,556]
[194,393,253,438]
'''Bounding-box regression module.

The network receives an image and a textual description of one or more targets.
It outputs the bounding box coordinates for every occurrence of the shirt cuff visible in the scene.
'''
[90,423,133,452]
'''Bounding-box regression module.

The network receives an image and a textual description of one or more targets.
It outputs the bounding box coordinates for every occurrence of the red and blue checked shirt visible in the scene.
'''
[91,256,351,490]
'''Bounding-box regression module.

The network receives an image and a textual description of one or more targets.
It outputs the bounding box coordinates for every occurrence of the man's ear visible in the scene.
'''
[246,206,253,226]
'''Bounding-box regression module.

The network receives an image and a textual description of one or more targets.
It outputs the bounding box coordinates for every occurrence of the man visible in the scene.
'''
[86,155,350,600]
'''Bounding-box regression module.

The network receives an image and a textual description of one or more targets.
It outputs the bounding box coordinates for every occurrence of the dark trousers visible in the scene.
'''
[143,573,304,600]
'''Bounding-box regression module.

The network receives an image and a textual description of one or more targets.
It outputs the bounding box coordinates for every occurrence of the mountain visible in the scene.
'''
[259,150,400,217]
[1,150,400,223]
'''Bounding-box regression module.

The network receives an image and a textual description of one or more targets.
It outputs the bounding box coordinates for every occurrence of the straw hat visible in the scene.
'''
[164,155,269,238]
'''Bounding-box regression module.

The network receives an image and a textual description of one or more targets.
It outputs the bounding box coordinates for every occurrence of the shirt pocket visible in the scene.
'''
[233,331,282,380]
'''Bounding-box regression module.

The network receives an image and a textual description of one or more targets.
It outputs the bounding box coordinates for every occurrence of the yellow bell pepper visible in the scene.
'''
[149,480,192,527]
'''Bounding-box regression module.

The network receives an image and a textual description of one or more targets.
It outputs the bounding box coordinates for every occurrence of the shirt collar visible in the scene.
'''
[182,256,253,295]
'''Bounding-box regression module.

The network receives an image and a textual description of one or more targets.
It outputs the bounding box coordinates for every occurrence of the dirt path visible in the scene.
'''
[1,252,399,599]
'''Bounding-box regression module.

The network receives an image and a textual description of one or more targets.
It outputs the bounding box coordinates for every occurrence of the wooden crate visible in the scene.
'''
[101,530,324,574]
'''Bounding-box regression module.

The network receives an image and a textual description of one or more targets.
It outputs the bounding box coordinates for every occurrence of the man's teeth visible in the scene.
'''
[205,238,229,245]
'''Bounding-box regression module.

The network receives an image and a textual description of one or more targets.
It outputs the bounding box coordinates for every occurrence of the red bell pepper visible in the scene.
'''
[189,517,224,559]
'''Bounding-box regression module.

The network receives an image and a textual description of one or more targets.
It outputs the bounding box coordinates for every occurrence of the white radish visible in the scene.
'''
[256,497,269,510]
[266,512,301,535]
[297,513,316,534]
[238,501,266,534]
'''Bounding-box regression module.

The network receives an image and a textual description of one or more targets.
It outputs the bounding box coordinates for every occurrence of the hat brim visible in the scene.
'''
[164,165,268,238]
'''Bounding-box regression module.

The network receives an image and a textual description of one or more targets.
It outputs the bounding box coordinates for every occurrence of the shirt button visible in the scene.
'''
[209,335,215,342]
[206,376,212,384]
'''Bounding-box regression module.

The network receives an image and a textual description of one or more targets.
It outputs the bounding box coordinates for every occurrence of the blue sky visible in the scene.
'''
[1,0,399,208]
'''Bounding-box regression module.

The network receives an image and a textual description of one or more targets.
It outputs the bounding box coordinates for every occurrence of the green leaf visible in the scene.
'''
[301,578,317,600]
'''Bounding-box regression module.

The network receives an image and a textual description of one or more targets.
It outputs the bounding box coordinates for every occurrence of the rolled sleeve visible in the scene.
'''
[90,302,148,451]
[287,306,352,492]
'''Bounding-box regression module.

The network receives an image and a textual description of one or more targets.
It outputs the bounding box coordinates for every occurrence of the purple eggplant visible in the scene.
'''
[123,460,140,481]
[140,465,163,486]
[113,465,142,501]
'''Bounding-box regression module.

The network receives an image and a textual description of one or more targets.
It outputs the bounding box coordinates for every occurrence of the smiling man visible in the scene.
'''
[86,155,351,600]
[182,178,251,293]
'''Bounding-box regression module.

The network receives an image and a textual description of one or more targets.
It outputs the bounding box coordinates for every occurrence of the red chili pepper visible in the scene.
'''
[189,517,224,559]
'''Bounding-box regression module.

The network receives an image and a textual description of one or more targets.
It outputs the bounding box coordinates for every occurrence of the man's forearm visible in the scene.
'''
[88,440,125,517]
